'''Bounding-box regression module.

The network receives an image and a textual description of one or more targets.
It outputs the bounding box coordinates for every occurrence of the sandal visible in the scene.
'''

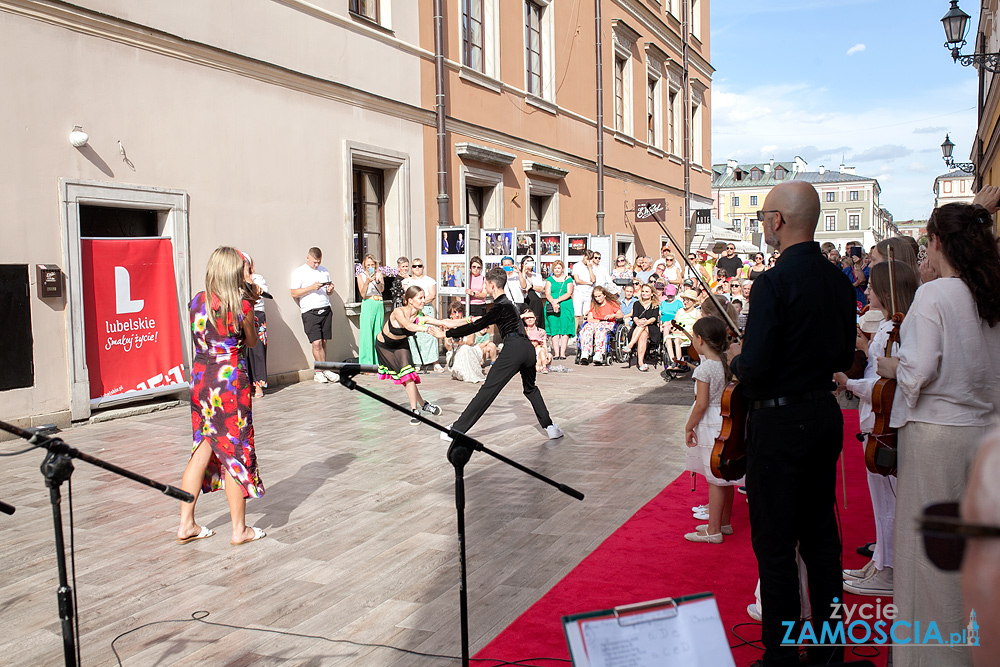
[639,364,649,372]
[232,526,266,545]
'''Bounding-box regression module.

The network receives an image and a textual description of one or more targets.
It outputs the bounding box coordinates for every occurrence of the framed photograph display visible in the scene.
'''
[516,231,539,266]
[437,224,469,295]
[565,234,590,273]
[539,232,564,279]
[482,228,515,272]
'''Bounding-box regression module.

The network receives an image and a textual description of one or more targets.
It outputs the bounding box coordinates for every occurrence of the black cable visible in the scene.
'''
[0,445,35,456]
[110,611,571,666]
[729,620,764,652]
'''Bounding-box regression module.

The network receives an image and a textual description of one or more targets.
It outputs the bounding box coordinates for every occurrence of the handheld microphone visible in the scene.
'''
[261,291,273,299]
[315,361,380,375]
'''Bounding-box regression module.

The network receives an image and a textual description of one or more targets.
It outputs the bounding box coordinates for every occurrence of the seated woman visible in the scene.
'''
[667,289,701,370]
[578,286,623,366]
[444,302,489,384]
[521,308,552,374]
[622,283,661,372]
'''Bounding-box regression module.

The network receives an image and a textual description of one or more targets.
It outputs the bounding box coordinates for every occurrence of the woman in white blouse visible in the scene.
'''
[876,202,1000,667]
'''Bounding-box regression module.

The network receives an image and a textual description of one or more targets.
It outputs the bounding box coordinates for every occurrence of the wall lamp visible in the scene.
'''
[69,125,89,148]
[942,0,1000,73]
[941,134,975,174]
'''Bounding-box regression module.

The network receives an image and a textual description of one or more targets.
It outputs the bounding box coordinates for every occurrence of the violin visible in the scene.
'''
[865,247,902,476]
[711,323,747,481]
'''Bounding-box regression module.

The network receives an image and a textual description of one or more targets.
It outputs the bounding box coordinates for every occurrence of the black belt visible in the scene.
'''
[505,332,528,339]
[751,390,832,410]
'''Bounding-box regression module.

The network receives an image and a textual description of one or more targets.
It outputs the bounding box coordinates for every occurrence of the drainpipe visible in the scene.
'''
[682,0,692,253]
[595,0,605,235]
[434,0,450,225]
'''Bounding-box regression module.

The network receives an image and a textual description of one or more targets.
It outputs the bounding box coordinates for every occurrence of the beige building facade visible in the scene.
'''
[1,0,712,429]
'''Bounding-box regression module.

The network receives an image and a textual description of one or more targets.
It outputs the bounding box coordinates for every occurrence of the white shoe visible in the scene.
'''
[696,523,733,535]
[843,566,893,596]
[593,352,604,365]
[843,559,876,581]
[434,363,445,373]
[684,529,722,543]
[314,372,329,383]
[691,504,708,513]
[323,370,339,382]
[747,603,762,622]
[545,424,564,440]
[693,509,709,520]
[440,423,454,441]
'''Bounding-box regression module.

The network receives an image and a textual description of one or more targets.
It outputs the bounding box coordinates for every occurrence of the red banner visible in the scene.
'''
[80,239,185,401]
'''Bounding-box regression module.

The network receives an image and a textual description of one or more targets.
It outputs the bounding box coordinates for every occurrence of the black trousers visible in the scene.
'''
[452,335,552,434]
[746,396,844,667]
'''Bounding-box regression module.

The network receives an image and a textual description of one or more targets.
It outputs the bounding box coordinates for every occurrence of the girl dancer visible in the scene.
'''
[375,285,450,424]
[683,316,740,543]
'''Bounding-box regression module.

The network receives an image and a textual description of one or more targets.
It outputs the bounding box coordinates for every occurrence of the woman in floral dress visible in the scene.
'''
[177,246,265,546]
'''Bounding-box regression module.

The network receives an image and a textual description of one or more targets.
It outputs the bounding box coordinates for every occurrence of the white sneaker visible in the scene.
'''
[693,509,709,520]
[593,352,604,365]
[843,559,876,581]
[440,423,454,441]
[545,424,564,440]
[323,370,339,382]
[747,603,762,622]
[434,363,444,373]
[843,566,893,596]
[314,372,329,383]
[691,504,708,513]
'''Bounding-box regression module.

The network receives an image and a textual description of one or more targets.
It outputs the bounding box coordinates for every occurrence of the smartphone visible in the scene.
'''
[849,246,863,260]
[367,267,375,275]
[503,266,513,272]
[320,281,332,286]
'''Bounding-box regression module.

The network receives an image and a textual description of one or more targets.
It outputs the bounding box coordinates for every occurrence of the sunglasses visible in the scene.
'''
[919,502,1000,570]
[756,209,780,221]
[617,259,626,263]
[412,264,424,268]
[727,246,735,250]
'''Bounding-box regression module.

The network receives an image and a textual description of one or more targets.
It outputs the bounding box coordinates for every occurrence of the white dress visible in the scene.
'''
[684,358,741,486]
[449,341,486,384]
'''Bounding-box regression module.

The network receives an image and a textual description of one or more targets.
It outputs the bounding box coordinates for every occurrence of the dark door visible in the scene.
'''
[0,265,33,390]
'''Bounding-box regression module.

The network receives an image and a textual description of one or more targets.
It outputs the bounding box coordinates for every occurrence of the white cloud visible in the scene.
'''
[847,43,866,56]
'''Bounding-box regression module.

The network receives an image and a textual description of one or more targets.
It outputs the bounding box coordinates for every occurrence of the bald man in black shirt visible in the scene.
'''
[729,181,856,667]
[443,267,563,441]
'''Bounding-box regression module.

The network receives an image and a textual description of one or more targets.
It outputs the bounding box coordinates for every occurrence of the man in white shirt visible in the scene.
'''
[571,250,596,331]
[501,256,526,305]
[591,252,610,290]
[290,247,337,384]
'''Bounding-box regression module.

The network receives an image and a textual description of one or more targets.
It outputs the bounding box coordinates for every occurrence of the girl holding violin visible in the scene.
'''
[875,202,1000,667]
[834,260,918,596]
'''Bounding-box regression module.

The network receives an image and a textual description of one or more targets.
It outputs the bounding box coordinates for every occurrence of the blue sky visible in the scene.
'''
[710,0,979,220]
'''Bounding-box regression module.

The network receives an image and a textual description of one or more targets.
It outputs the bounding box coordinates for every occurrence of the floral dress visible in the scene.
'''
[189,292,264,498]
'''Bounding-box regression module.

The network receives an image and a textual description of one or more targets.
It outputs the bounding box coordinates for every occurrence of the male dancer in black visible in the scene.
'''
[442,267,563,441]
[728,180,855,667]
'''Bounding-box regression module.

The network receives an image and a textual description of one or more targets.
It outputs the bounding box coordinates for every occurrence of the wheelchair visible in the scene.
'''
[575,319,630,366]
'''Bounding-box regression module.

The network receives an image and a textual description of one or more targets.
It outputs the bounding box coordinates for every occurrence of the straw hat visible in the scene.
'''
[858,308,884,334]
[680,289,699,302]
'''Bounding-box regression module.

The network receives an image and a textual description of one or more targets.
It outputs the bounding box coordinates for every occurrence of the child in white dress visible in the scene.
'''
[683,316,741,543]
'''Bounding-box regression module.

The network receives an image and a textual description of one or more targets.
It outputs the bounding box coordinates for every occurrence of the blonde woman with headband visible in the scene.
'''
[178,246,265,546]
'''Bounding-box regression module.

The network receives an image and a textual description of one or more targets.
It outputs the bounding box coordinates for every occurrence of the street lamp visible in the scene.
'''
[941,134,975,173]
[941,0,1000,72]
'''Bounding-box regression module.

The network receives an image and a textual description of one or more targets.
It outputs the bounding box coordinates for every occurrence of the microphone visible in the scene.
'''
[315,361,379,375]
[261,291,273,299]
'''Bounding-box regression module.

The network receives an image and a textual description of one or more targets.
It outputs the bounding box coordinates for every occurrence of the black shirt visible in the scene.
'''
[447,294,525,339]
[730,241,855,400]
[717,255,744,279]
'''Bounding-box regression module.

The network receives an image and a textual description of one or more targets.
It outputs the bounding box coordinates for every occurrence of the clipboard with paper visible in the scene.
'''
[562,592,736,667]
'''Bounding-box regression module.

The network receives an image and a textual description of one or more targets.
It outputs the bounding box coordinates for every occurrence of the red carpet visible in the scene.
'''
[475,410,889,666]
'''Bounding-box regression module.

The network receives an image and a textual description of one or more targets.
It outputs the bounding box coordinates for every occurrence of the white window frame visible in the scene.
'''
[460,164,505,230]
[666,63,682,156]
[824,213,837,231]
[691,0,702,40]
[731,195,739,208]
[523,0,555,103]
[645,49,665,151]
[611,26,634,138]
[525,176,560,232]
[459,0,500,81]
[691,81,706,166]
[349,0,392,30]
[750,195,758,207]
[60,179,191,420]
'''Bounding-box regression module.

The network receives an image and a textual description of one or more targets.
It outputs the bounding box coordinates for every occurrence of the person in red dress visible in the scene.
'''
[177,246,266,546]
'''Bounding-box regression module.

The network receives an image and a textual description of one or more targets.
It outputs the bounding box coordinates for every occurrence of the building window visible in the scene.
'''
[750,195,758,207]
[849,214,860,230]
[826,192,836,202]
[773,166,785,180]
[691,0,701,39]
[353,167,384,266]
[525,1,543,96]
[960,179,966,193]
[349,0,378,23]
[691,101,703,165]
[529,195,544,231]
[750,168,761,181]
[647,77,659,147]
[614,57,625,132]
[466,186,484,229]
[462,0,484,72]
[825,215,836,231]
[667,88,677,153]
[849,190,859,201]
[749,219,758,233]
[731,195,739,208]
[944,180,952,193]
[733,218,742,232]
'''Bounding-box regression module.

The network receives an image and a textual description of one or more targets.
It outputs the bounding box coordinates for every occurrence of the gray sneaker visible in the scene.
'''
[409,409,420,426]
[422,401,442,416]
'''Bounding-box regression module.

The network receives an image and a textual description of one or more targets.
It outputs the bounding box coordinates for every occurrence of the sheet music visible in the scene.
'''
[565,596,735,667]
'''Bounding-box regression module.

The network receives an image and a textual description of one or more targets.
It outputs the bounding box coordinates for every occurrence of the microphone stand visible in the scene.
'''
[321,364,584,667]
[0,420,194,667]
